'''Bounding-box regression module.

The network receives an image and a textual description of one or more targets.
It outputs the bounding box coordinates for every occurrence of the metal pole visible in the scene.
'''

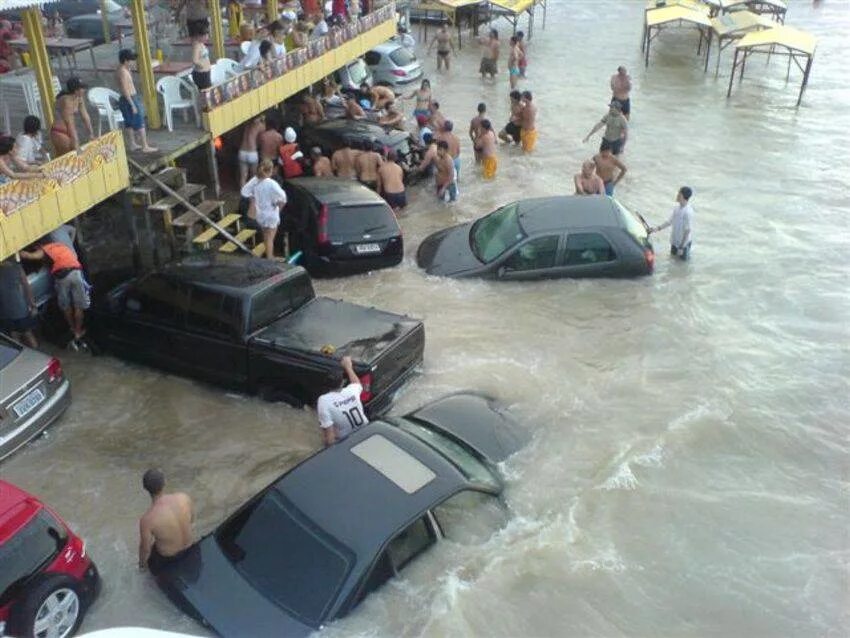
[727,47,738,97]
[122,190,144,272]
[704,31,712,72]
[208,0,225,59]
[797,55,812,107]
[267,0,279,24]
[99,0,112,45]
[130,0,161,129]
[22,8,55,127]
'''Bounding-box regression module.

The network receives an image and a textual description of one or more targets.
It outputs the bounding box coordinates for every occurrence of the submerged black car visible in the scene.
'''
[154,393,527,638]
[417,195,655,280]
[283,177,403,278]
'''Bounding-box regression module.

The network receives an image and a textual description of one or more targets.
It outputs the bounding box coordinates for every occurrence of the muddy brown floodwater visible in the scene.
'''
[3,1,849,636]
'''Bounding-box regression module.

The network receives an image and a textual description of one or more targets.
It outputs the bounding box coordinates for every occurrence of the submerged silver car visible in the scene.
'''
[0,335,70,461]
[364,42,423,92]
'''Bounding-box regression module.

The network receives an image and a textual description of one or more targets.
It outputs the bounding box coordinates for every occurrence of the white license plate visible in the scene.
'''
[355,243,381,254]
[12,387,45,419]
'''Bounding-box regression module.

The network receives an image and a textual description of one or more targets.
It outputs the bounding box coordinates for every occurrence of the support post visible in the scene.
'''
[130,0,161,129]
[645,28,651,67]
[208,0,225,59]
[267,0,279,25]
[739,48,747,81]
[727,47,738,97]
[704,31,712,72]
[797,55,812,107]
[22,8,55,127]
[99,0,112,45]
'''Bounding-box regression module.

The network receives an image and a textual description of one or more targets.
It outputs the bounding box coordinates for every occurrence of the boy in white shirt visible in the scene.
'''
[317,356,369,447]
[15,115,47,166]
[650,186,694,260]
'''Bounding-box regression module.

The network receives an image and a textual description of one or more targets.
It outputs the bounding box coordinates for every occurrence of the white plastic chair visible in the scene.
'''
[240,41,251,55]
[155,76,200,132]
[87,87,125,135]
[215,58,241,79]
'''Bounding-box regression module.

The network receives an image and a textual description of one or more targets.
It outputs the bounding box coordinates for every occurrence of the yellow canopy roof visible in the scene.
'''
[646,5,712,28]
[722,0,787,9]
[417,0,483,9]
[645,0,708,13]
[736,25,817,56]
[489,0,537,15]
[710,10,775,37]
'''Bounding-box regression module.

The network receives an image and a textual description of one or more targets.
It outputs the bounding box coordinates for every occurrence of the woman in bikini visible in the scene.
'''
[190,22,212,90]
[405,79,432,122]
[50,77,93,158]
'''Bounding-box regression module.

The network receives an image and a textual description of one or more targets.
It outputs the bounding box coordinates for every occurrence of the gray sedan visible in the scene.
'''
[0,335,70,461]
[416,195,655,280]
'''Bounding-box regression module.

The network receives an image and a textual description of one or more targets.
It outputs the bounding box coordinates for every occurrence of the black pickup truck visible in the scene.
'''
[88,255,424,415]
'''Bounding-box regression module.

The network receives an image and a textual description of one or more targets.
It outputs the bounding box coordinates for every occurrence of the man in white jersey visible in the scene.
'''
[317,356,369,446]
[650,186,694,261]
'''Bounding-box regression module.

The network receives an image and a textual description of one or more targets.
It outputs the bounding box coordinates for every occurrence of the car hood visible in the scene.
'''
[159,537,313,638]
[407,393,530,463]
[416,224,482,276]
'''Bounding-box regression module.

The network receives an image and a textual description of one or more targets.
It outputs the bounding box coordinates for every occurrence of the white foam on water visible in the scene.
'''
[632,443,665,468]
[597,461,639,491]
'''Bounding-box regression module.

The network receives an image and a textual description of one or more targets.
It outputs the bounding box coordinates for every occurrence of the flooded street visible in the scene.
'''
[3,0,849,636]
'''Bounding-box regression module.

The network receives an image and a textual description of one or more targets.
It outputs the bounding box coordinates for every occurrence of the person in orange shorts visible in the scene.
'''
[475,119,498,179]
[519,90,538,153]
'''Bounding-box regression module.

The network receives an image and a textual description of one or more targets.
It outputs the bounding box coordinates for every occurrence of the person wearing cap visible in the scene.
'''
[649,187,695,261]
[583,100,628,156]
[50,77,93,157]
[116,49,157,153]
[279,127,305,178]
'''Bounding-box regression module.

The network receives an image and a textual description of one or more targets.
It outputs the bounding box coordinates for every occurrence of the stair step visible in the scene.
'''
[171,211,200,228]
[193,213,241,244]
[148,183,206,212]
[194,199,224,217]
[252,243,266,257]
[145,167,186,189]
[219,228,257,253]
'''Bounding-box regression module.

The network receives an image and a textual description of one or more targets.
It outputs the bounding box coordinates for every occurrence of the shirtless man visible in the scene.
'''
[376,149,406,212]
[355,143,383,190]
[593,148,627,196]
[300,92,324,125]
[469,102,486,162]
[332,140,359,178]
[519,90,537,153]
[378,101,405,130]
[344,95,366,120]
[507,36,523,90]
[475,119,498,179]
[258,118,283,164]
[415,132,438,179]
[311,147,333,176]
[517,31,528,77]
[478,29,499,81]
[366,83,395,110]
[435,140,457,202]
[574,160,605,195]
[428,101,445,133]
[428,24,455,72]
[437,120,461,182]
[498,91,522,145]
[610,66,632,120]
[238,114,264,186]
[116,49,157,153]
[138,469,194,574]
[50,77,93,157]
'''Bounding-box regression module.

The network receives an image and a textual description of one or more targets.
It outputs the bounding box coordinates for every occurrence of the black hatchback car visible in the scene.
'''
[283,177,403,277]
[154,393,526,638]
[417,195,655,280]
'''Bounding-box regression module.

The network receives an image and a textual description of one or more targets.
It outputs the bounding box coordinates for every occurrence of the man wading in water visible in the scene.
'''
[428,23,455,72]
[138,469,194,574]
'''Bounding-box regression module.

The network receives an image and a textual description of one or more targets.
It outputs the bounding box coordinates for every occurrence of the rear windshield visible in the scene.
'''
[328,205,398,238]
[389,47,416,67]
[0,334,21,368]
[249,274,315,333]
[615,200,649,243]
[0,509,66,604]
[348,59,369,85]
[216,490,354,626]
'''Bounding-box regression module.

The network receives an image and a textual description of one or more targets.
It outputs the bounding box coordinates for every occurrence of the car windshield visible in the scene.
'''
[215,490,355,627]
[249,274,315,332]
[328,205,398,239]
[469,202,527,263]
[0,509,66,604]
[392,418,501,491]
[348,59,369,85]
[389,46,416,67]
[614,200,649,243]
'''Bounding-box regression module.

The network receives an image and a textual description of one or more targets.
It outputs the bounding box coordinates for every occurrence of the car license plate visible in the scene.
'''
[12,387,45,419]
[356,243,381,254]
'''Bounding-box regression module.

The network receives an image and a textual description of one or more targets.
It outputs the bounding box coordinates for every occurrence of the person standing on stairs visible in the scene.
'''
[240,159,287,260]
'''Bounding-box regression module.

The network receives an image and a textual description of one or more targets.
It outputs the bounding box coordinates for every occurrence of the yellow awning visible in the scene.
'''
[710,10,775,37]
[721,0,787,10]
[645,0,709,13]
[646,5,712,28]
[489,0,537,15]
[416,0,482,9]
[736,25,817,56]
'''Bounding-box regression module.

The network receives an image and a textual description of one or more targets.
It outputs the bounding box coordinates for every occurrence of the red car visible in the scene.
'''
[0,480,99,638]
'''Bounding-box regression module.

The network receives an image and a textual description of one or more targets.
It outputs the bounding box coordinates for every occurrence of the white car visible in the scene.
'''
[364,41,424,93]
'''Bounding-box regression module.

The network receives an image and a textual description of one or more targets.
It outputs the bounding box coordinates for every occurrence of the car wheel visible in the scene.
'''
[9,574,87,638]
